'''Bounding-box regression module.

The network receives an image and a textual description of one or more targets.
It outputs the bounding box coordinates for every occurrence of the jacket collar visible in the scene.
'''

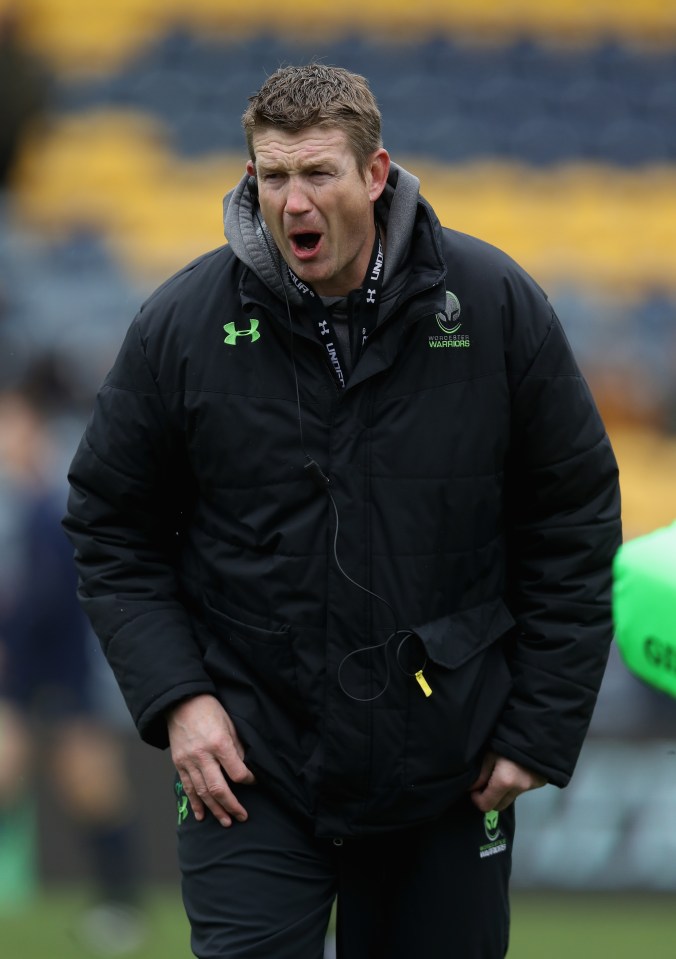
[234,168,448,389]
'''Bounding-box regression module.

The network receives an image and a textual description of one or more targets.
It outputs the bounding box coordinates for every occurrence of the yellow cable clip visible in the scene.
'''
[415,669,432,698]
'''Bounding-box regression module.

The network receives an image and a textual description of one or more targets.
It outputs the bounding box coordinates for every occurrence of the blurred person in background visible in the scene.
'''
[0,377,145,955]
[64,64,621,959]
[0,4,51,190]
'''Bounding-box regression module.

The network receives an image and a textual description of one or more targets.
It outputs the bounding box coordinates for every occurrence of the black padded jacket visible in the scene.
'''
[64,193,621,836]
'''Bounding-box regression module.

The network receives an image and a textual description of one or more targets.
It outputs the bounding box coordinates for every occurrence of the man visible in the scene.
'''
[0,384,144,951]
[64,64,621,958]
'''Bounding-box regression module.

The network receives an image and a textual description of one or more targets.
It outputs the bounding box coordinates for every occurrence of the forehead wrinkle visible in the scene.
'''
[252,129,353,173]
[257,151,335,175]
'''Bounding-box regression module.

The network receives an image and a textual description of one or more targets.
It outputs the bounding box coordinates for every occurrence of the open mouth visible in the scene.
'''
[291,232,321,254]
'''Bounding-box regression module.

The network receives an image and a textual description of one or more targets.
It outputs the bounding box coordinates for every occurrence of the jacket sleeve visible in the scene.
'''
[491,288,622,787]
[63,317,216,748]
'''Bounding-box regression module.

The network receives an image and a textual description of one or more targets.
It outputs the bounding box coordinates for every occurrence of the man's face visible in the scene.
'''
[247,126,389,297]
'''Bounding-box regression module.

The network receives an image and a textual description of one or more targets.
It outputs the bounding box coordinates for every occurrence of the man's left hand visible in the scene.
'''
[469,751,547,812]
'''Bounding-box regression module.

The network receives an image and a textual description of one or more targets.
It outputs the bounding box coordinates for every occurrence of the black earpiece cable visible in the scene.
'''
[249,180,427,701]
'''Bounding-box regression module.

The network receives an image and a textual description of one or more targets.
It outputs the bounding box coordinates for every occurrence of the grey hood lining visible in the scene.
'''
[222,161,422,318]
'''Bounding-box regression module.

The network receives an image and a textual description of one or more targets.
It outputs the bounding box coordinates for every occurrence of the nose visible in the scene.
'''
[284,176,312,215]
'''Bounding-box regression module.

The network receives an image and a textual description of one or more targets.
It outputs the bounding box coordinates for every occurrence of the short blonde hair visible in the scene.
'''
[242,63,382,176]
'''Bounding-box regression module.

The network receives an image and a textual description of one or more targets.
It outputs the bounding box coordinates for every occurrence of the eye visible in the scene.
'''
[260,171,284,184]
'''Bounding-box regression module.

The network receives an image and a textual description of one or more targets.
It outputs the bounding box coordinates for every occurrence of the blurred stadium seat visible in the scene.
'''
[9,0,676,75]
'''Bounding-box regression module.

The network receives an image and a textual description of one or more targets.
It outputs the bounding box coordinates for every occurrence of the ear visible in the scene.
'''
[246,160,256,177]
[367,149,390,203]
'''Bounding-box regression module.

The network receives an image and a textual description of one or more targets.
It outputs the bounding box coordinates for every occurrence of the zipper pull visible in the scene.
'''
[415,669,432,698]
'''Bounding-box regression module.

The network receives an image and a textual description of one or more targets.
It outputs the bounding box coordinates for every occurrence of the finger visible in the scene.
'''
[470,787,498,813]
[221,721,256,782]
[221,749,254,783]
[472,788,510,813]
[181,761,235,826]
[493,789,519,812]
[176,755,254,826]
[204,777,249,826]
[470,772,515,812]
[469,753,496,792]
[195,761,252,826]
[179,771,206,822]
[225,758,256,786]
[217,740,256,787]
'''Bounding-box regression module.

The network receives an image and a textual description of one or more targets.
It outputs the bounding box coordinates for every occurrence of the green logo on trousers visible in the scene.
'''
[175,780,189,825]
[484,810,500,841]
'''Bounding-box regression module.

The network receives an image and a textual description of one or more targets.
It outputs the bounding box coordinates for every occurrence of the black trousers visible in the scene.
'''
[177,781,513,958]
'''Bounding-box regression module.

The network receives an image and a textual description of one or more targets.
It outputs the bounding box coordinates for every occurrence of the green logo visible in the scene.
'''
[175,780,189,825]
[429,290,469,348]
[484,810,500,841]
[435,291,462,334]
[223,318,261,345]
[479,807,507,859]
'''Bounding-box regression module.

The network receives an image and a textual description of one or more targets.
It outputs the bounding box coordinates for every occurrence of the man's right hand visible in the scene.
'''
[167,693,256,827]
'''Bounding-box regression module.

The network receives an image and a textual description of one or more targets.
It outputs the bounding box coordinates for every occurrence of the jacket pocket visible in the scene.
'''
[201,595,297,705]
[404,599,515,787]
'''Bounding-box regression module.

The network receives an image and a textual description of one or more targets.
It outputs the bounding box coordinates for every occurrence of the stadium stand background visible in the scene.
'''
[1,0,676,892]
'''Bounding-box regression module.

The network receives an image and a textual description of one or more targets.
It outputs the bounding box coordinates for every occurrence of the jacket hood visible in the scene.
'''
[222,162,425,318]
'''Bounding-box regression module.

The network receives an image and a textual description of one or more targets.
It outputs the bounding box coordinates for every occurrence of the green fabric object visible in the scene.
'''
[0,799,37,909]
[613,521,676,699]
